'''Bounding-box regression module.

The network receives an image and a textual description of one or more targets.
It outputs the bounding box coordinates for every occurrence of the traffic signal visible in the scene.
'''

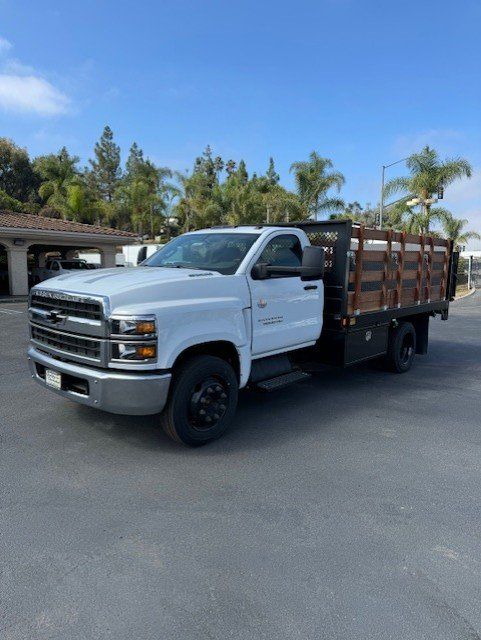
[437,184,444,199]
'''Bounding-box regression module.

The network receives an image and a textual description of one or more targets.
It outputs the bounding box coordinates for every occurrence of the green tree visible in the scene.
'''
[64,183,104,223]
[330,201,380,226]
[123,142,172,236]
[261,184,305,223]
[0,138,40,204]
[438,210,481,250]
[89,125,121,202]
[125,142,144,178]
[225,159,236,177]
[34,147,80,219]
[290,152,345,219]
[236,160,248,186]
[173,150,307,229]
[266,157,280,185]
[384,146,472,234]
[115,178,160,236]
[0,188,29,213]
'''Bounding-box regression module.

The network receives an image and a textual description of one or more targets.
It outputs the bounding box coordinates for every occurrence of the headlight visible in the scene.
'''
[113,342,157,361]
[110,315,157,362]
[111,316,156,336]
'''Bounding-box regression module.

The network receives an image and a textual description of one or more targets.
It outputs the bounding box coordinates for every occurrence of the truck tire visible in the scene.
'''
[384,321,416,373]
[161,355,238,446]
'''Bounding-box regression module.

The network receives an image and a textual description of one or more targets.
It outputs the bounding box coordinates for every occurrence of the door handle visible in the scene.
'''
[304,285,318,290]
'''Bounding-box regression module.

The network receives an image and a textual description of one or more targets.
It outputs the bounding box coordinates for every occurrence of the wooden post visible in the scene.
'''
[381,229,392,310]
[440,241,452,300]
[415,234,425,305]
[395,231,406,308]
[425,236,434,302]
[352,225,364,315]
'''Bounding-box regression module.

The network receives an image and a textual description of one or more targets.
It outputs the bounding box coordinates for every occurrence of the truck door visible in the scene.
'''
[248,233,323,357]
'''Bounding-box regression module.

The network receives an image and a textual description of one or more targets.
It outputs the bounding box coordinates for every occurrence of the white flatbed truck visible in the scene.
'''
[28,221,457,445]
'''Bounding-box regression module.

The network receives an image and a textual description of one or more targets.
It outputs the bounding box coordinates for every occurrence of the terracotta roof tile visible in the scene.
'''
[0,210,138,238]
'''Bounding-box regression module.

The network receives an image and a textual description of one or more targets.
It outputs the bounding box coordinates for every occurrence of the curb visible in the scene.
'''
[454,287,476,301]
[0,296,28,305]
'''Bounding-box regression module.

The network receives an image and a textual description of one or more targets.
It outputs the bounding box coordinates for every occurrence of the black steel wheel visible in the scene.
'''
[385,321,416,373]
[161,355,238,446]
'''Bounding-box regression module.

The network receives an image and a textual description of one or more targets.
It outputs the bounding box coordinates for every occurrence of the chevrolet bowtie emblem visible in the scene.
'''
[48,309,63,324]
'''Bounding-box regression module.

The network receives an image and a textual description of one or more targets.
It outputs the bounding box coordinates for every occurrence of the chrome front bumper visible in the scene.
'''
[28,346,171,416]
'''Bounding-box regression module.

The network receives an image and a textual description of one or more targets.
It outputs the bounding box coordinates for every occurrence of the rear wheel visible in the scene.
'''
[384,321,416,373]
[161,355,238,446]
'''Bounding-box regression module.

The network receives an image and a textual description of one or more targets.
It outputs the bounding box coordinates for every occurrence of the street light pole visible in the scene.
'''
[378,156,410,229]
[379,165,385,230]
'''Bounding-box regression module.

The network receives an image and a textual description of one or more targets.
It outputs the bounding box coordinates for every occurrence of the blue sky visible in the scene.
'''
[0,0,480,245]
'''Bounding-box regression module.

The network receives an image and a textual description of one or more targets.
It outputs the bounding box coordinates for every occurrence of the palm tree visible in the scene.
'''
[290,152,345,220]
[34,147,80,220]
[384,146,472,234]
[438,209,481,250]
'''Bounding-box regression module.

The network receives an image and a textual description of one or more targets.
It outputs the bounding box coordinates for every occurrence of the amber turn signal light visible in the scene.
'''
[136,321,156,335]
[136,345,157,359]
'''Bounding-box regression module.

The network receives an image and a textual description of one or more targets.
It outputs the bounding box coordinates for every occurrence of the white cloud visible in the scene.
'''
[0,37,12,55]
[0,36,71,116]
[2,57,35,75]
[0,74,70,115]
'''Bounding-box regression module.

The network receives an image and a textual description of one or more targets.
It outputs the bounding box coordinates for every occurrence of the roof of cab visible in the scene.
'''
[189,225,288,235]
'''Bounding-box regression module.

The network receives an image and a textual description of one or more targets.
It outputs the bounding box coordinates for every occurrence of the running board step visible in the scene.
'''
[256,369,311,391]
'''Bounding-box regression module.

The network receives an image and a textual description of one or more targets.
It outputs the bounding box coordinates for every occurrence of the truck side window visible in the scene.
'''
[257,235,303,276]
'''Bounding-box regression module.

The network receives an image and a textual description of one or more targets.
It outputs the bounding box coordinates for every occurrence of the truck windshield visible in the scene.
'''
[143,233,259,275]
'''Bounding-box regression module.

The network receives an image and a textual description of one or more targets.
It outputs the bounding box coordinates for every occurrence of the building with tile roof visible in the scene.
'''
[0,211,138,296]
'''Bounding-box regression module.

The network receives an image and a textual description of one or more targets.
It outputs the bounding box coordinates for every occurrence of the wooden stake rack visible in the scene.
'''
[348,226,452,316]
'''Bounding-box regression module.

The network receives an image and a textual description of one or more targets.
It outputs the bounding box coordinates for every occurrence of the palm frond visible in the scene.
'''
[383,176,410,198]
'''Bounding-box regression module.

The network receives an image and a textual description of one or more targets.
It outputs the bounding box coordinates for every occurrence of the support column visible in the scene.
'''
[7,247,29,296]
[37,251,48,268]
[100,246,117,268]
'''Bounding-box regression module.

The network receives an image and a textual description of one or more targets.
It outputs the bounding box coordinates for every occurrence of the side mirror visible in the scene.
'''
[300,246,325,281]
[251,246,325,281]
[251,263,270,280]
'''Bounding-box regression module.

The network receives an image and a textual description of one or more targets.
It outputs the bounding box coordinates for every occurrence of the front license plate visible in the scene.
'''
[45,369,62,390]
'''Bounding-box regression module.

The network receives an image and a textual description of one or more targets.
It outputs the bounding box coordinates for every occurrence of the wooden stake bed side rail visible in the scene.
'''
[351,226,450,247]
[347,225,452,316]
[273,220,454,324]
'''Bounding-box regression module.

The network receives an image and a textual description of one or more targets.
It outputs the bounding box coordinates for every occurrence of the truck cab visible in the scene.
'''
[27,222,455,446]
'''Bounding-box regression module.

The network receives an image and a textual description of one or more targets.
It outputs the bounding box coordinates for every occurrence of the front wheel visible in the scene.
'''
[161,355,238,446]
[384,321,416,373]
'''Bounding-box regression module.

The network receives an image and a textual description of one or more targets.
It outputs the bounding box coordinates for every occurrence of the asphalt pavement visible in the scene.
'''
[1,293,481,640]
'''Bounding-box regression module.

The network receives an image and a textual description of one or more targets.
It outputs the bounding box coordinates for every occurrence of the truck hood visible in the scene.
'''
[33,266,250,313]
[36,267,218,295]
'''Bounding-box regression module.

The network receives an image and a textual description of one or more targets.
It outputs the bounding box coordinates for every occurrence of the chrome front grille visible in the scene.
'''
[29,290,108,339]
[29,289,109,365]
[31,292,103,320]
[31,324,103,363]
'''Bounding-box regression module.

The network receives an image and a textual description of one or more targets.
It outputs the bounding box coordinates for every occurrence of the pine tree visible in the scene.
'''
[89,125,121,202]
[266,157,279,185]
[237,160,248,185]
[125,142,144,179]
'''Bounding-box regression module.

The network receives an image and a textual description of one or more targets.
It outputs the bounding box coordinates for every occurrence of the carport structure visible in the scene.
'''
[0,211,138,296]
